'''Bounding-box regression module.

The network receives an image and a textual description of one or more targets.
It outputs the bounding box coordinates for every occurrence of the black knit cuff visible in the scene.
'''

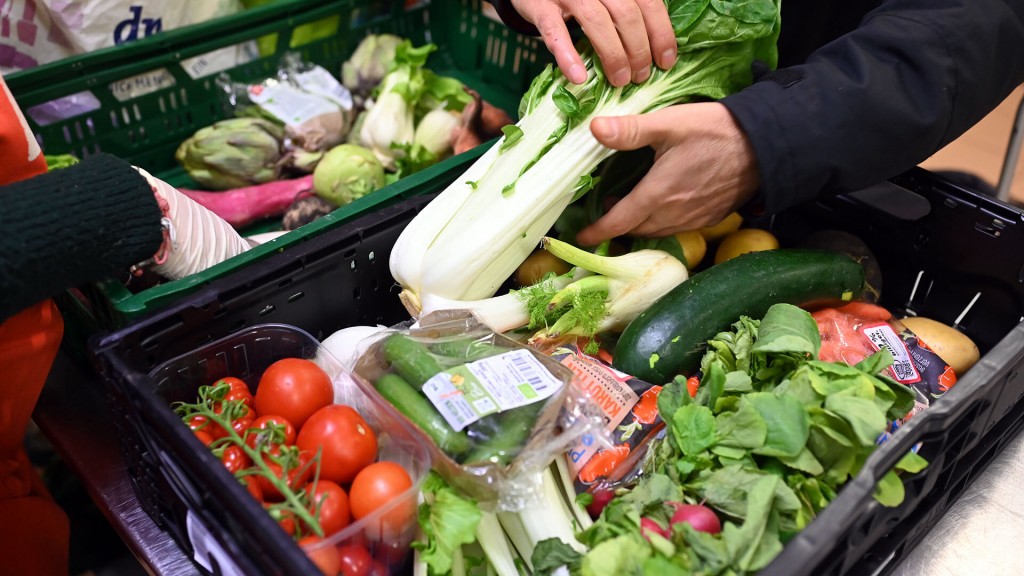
[0,153,164,322]
[491,0,540,36]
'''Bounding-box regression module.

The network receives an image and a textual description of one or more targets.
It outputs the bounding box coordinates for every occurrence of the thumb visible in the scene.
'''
[590,113,666,151]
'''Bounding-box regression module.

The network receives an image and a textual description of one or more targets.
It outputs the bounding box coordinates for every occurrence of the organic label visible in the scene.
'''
[862,322,922,384]
[422,349,562,431]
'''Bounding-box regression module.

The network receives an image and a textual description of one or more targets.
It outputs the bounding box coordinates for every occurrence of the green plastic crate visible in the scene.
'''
[5,0,551,337]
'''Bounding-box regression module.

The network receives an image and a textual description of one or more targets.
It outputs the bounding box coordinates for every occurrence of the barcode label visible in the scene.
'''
[510,351,552,393]
[862,322,922,384]
[422,349,564,431]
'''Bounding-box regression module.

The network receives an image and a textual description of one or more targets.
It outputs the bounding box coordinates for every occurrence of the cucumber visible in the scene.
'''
[373,373,471,457]
[461,401,544,466]
[613,249,865,383]
[382,334,444,389]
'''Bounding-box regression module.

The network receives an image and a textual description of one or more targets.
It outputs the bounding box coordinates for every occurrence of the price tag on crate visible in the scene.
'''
[186,510,246,576]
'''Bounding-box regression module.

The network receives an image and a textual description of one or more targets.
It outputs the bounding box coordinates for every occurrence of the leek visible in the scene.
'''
[390,0,781,309]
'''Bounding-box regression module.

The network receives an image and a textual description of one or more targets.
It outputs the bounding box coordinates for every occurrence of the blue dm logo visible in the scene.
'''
[114,6,163,45]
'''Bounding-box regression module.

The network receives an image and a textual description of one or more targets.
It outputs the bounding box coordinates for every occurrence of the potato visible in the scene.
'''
[900,316,981,375]
[673,230,707,268]
[699,212,743,243]
[515,249,570,286]
[714,228,780,264]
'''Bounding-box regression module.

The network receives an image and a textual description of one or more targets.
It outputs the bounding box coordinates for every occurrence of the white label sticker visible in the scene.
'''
[109,68,176,102]
[186,510,245,576]
[295,66,354,111]
[422,349,564,431]
[862,322,922,384]
[247,79,340,128]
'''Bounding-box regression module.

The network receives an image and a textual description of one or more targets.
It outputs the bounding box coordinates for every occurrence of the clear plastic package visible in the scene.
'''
[352,311,604,510]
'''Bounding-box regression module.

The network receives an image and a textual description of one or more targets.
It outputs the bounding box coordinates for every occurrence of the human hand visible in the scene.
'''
[576,102,760,245]
[510,0,677,86]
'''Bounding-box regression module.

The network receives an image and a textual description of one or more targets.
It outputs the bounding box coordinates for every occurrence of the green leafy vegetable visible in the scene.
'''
[413,471,482,574]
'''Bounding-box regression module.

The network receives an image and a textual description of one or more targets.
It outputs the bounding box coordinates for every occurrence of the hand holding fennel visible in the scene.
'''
[389,0,781,314]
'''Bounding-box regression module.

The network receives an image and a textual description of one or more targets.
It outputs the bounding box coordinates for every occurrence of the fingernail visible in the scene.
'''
[568,63,587,84]
[611,68,630,87]
[660,49,677,69]
[633,66,651,84]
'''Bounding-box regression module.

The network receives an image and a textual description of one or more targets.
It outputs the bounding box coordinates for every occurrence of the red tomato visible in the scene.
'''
[246,414,297,450]
[255,358,334,429]
[257,451,315,501]
[336,543,373,576]
[306,480,351,537]
[297,405,378,484]
[193,429,214,447]
[300,536,341,576]
[220,446,250,474]
[348,462,414,539]
[241,476,263,502]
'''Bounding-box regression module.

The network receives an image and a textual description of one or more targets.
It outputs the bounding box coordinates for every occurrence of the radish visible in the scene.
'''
[176,175,315,229]
[585,488,615,519]
[668,502,721,534]
[640,517,669,542]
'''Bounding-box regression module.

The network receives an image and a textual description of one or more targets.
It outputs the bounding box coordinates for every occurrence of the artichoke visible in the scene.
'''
[341,34,404,97]
[312,144,386,207]
[175,118,285,190]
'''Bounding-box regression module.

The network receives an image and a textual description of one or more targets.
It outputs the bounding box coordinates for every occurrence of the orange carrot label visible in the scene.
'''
[549,344,663,485]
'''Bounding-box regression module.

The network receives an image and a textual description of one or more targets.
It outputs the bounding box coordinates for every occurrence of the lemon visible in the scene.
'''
[714,228,780,264]
[699,212,743,243]
[673,230,707,268]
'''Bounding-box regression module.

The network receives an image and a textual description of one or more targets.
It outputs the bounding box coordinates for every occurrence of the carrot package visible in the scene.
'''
[813,302,959,440]
[540,341,666,498]
[351,311,604,510]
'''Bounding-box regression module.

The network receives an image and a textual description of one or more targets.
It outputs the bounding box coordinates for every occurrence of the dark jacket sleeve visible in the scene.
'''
[0,154,163,322]
[491,0,540,36]
[722,0,1024,214]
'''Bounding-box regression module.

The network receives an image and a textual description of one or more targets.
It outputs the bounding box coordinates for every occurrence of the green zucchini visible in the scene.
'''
[613,249,865,383]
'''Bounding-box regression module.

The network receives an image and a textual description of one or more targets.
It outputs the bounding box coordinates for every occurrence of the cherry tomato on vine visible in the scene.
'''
[349,462,414,539]
[220,445,251,474]
[246,414,297,450]
[240,476,263,502]
[266,505,296,537]
[254,358,334,429]
[305,480,351,537]
[257,450,314,502]
[299,536,341,576]
[193,429,214,447]
[186,414,225,439]
[216,376,253,406]
[297,405,377,484]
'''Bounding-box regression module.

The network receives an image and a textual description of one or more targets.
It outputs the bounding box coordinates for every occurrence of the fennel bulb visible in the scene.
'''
[390,0,781,310]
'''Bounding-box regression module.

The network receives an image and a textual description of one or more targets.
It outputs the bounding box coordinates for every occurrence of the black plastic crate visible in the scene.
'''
[91,169,1024,575]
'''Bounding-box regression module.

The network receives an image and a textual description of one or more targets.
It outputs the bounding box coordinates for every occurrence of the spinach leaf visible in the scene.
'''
[746,392,810,458]
[751,303,821,357]
[672,404,717,456]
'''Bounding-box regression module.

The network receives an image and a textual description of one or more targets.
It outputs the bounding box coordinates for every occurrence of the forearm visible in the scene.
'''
[722,0,1024,214]
[0,154,163,322]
